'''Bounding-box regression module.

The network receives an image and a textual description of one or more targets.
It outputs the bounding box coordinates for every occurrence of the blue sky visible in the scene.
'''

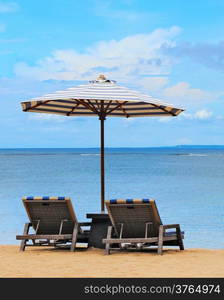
[1,0,224,147]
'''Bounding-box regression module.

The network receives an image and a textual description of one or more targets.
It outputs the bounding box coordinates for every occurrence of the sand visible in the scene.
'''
[0,245,223,278]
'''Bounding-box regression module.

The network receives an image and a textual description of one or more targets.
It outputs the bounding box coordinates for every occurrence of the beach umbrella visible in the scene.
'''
[21,75,184,212]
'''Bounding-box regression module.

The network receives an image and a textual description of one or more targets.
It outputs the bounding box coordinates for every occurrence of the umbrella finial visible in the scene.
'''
[89,75,116,84]
[97,74,107,81]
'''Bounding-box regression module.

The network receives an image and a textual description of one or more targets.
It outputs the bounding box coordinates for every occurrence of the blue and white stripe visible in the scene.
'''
[105,198,154,204]
[21,77,184,118]
[22,196,69,201]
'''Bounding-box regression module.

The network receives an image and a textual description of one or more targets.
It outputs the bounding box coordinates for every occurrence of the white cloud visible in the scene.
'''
[0,2,19,13]
[194,109,212,119]
[157,109,213,122]
[181,109,213,120]
[14,26,181,82]
[28,114,67,122]
[163,41,224,72]
[163,82,212,104]
[139,76,169,92]
[13,26,217,110]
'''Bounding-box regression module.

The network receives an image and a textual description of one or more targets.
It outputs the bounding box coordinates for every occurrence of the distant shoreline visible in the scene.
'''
[1,145,224,150]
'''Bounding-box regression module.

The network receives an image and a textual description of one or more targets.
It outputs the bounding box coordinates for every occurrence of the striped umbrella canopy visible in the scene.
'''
[21,75,184,212]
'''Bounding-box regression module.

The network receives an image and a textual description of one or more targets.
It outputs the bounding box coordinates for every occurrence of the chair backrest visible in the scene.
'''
[22,196,78,234]
[105,199,162,238]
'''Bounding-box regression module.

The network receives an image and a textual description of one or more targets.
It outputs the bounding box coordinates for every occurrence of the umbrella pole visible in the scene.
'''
[100,116,105,212]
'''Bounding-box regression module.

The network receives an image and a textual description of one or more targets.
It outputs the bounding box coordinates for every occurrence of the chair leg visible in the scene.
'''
[176,226,184,250]
[20,241,27,252]
[158,225,164,255]
[70,223,78,252]
[19,223,30,251]
[105,226,112,255]
[105,243,110,255]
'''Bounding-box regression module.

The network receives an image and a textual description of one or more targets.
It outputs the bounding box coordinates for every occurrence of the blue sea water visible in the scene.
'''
[0,147,224,249]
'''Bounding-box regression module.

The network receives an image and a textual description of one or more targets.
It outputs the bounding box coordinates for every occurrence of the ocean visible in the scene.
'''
[0,147,224,249]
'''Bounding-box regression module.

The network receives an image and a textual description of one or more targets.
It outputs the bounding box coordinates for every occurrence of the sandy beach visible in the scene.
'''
[0,245,223,278]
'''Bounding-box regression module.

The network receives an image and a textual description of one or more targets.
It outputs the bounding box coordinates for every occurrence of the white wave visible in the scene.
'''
[80,154,100,156]
[178,153,208,157]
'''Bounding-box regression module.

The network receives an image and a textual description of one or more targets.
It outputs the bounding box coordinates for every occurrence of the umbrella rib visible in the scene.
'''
[119,102,129,118]
[160,106,177,116]
[114,100,129,118]
[86,99,100,114]
[95,100,101,111]
[106,101,128,115]
[150,103,177,116]
[66,103,80,116]
[104,100,113,114]
[23,100,51,111]
[78,99,99,115]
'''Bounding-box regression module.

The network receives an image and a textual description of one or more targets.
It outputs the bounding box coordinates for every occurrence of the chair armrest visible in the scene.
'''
[160,224,184,238]
[78,222,92,226]
[162,224,180,230]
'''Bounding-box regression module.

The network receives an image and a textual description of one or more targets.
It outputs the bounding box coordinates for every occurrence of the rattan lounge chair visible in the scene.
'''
[102,199,184,255]
[16,196,90,251]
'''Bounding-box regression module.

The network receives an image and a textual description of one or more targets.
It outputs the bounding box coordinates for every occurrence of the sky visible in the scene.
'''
[1,0,224,147]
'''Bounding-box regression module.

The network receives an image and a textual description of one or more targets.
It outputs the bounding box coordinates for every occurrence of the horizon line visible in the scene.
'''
[1,145,224,149]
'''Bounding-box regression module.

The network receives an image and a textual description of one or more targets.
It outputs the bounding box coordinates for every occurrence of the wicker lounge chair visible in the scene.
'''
[16,196,90,251]
[102,199,184,255]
